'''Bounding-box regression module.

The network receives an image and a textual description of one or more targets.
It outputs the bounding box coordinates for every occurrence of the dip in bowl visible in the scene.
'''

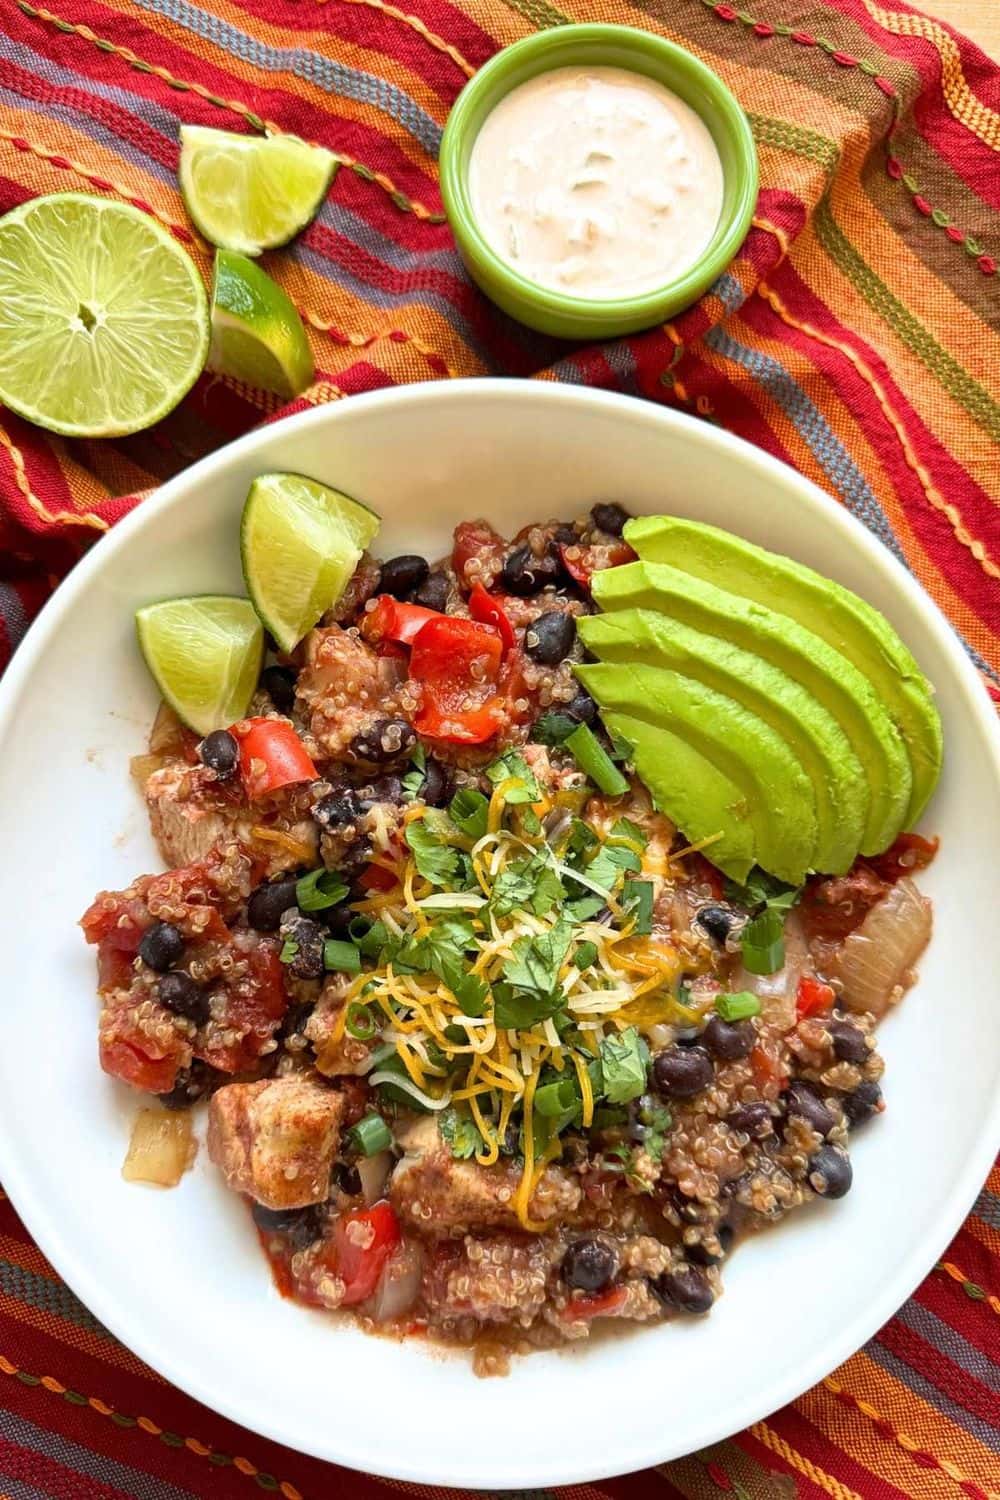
[440,25,758,339]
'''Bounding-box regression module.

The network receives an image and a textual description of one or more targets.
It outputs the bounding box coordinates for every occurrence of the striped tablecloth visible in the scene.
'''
[0,0,998,1495]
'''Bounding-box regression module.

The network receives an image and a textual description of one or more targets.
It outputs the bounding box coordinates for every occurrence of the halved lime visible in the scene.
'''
[179,127,337,256]
[209,250,314,398]
[136,596,263,736]
[241,473,380,651]
[0,193,209,438]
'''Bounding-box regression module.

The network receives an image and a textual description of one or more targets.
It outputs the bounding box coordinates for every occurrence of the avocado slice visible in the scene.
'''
[591,560,910,856]
[598,711,756,883]
[624,515,942,828]
[579,609,868,875]
[576,660,818,884]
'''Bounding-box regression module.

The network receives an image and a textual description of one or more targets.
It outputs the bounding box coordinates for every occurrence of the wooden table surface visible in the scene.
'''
[920,0,1000,59]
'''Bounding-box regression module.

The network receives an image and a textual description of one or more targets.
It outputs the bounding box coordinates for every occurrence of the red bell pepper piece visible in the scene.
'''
[468,583,515,654]
[410,616,504,744]
[333,1201,401,1306]
[796,975,836,1019]
[360,595,442,647]
[560,1284,627,1321]
[232,717,317,800]
[358,862,399,893]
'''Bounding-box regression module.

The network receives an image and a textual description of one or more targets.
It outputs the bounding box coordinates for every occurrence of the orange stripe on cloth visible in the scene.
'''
[316,0,477,78]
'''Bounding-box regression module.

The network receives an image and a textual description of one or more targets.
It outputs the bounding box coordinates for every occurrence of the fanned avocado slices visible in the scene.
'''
[624,515,942,827]
[591,560,911,857]
[578,609,868,875]
[576,660,819,885]
[598,711,756,882]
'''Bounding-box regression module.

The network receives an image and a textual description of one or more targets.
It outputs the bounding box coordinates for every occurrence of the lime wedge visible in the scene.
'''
[136,596,263,736]
[209,250,314,398]
[179,127,337,255]
[0,193,208,438]
[241,473,380,651]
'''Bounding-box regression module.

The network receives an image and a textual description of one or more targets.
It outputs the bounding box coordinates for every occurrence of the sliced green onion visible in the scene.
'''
[740,909,785,975]
[715,990,762,1021]
[345,1001,378,1040]
[296,868,349,911]
[623,878,654,935]
[324,939,362,974]
[349,1113,393,1156]
[565,723,629,797]
[357,919,389,956]
[534,1077,579,1117]
[574,940,598,970]
[443,1023,467,1044]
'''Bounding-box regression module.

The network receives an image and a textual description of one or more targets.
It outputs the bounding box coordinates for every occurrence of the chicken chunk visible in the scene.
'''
[207,1076,345,1209]
[144,761,318,875]
[391,1116,581,1235]
[296,624,412,761]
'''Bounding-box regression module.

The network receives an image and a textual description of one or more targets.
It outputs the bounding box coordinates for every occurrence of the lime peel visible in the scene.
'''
[136,596,263,737]
[209,250,314,398]
[179,126,337,255]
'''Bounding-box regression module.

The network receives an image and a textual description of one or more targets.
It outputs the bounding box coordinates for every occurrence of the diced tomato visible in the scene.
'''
[468,584,515,654]
[452,520,506,591]
[360,595,442,648]
[750,1042,788,1095]
[865,833,939,884]
[558,540,635,590]
[560,1284,628,1321]
[333,1201,401,1306]
[99,1036,184,1094]
[198,939,287,1074]
[800,864,888,940]
[796,976,836,1019]
[357,861,398,893]
[232,717,317,800]
[410,616,504,744]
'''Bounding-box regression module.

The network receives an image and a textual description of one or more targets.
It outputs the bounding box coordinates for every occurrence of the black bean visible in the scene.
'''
[312,786,364,831]
[652,1044,714,1099]
[829,1019,869,1064]
[138,921,185,973]
[198,729,238,778]
[332,1161,363,1196]
[525,610,576,665]
[412,571,449,611]
[553,523,578,545]
[565,689,598,725]
[251,1201,325,1250]
[378,554,429,599]
[157,1061,216,1110]
[807,1144,853,1199]
[696,905,736,943]
[783,1080,837,1137]
[843,1079,882,1125]
[726,1100,773,1138]
[260,666,297,715]
[419,756,451,807]
[664,1186,703,1224]
[158,971,209,1026]
[686,1224,734,1266]
[590,502,630,536]
[247,877,299,933]
[279,912,326,980]
[366,773,404,805]
[323,905,356,940]
[702,1015,755,1062]
[560,1237,619,1293]
[650,1265,714,1315]
[278,1000,315,1042]
[501,544,561,596]
[348,717,416,764]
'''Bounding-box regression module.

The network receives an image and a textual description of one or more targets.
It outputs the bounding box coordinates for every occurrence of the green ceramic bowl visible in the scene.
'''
[439,24,758,340]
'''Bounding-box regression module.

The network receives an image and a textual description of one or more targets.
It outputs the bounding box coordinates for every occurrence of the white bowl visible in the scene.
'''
[0,381,997,1489]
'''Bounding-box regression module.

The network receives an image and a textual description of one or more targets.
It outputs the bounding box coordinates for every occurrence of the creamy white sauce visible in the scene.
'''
[469,65,725,300]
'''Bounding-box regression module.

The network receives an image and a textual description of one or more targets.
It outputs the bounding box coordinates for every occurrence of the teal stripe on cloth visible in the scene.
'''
[0,1409,202,1500]
[0,1257,110,1336]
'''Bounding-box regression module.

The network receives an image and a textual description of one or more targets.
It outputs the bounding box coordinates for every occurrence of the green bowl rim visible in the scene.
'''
[439,24,759,329]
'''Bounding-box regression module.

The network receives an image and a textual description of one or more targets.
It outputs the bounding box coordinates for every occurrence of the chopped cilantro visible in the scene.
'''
[574,940,598,969]
[586,840,641,893]
[493,983,564,1030]
[489,860,536,919]
[599,1027,650,1105]
[279,938,299,965]
[405,819,459,887]
[296,867,349,911]
[623,878,654,935]
[503,919,573,994]
[566,819,600,862]
[439,1107,483,1159]
[486,750,541,804]
[401,742,426,802]
[724,868,802,915]
[395,919,487,1017]
[518,806,542,837]
[530,712,577,746]
[449,786,489,840]
[635,1097,672,1159]
[564,894,605,922]
[610,817,649,851]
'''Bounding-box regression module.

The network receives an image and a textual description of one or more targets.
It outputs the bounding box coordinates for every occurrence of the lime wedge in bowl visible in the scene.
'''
[136,596,263,736]
[241,473,380,651]
[209,250,314,398]
[179,127,337,255]
[0,193,209,438]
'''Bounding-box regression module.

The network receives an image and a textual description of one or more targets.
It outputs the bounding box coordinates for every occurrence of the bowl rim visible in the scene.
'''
[1,379,998,1487]
[439,24,759,334]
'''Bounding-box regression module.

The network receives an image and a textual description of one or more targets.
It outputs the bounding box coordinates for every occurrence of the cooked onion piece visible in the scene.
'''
[837,878,932,1018]
[122,1109,196,1187]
